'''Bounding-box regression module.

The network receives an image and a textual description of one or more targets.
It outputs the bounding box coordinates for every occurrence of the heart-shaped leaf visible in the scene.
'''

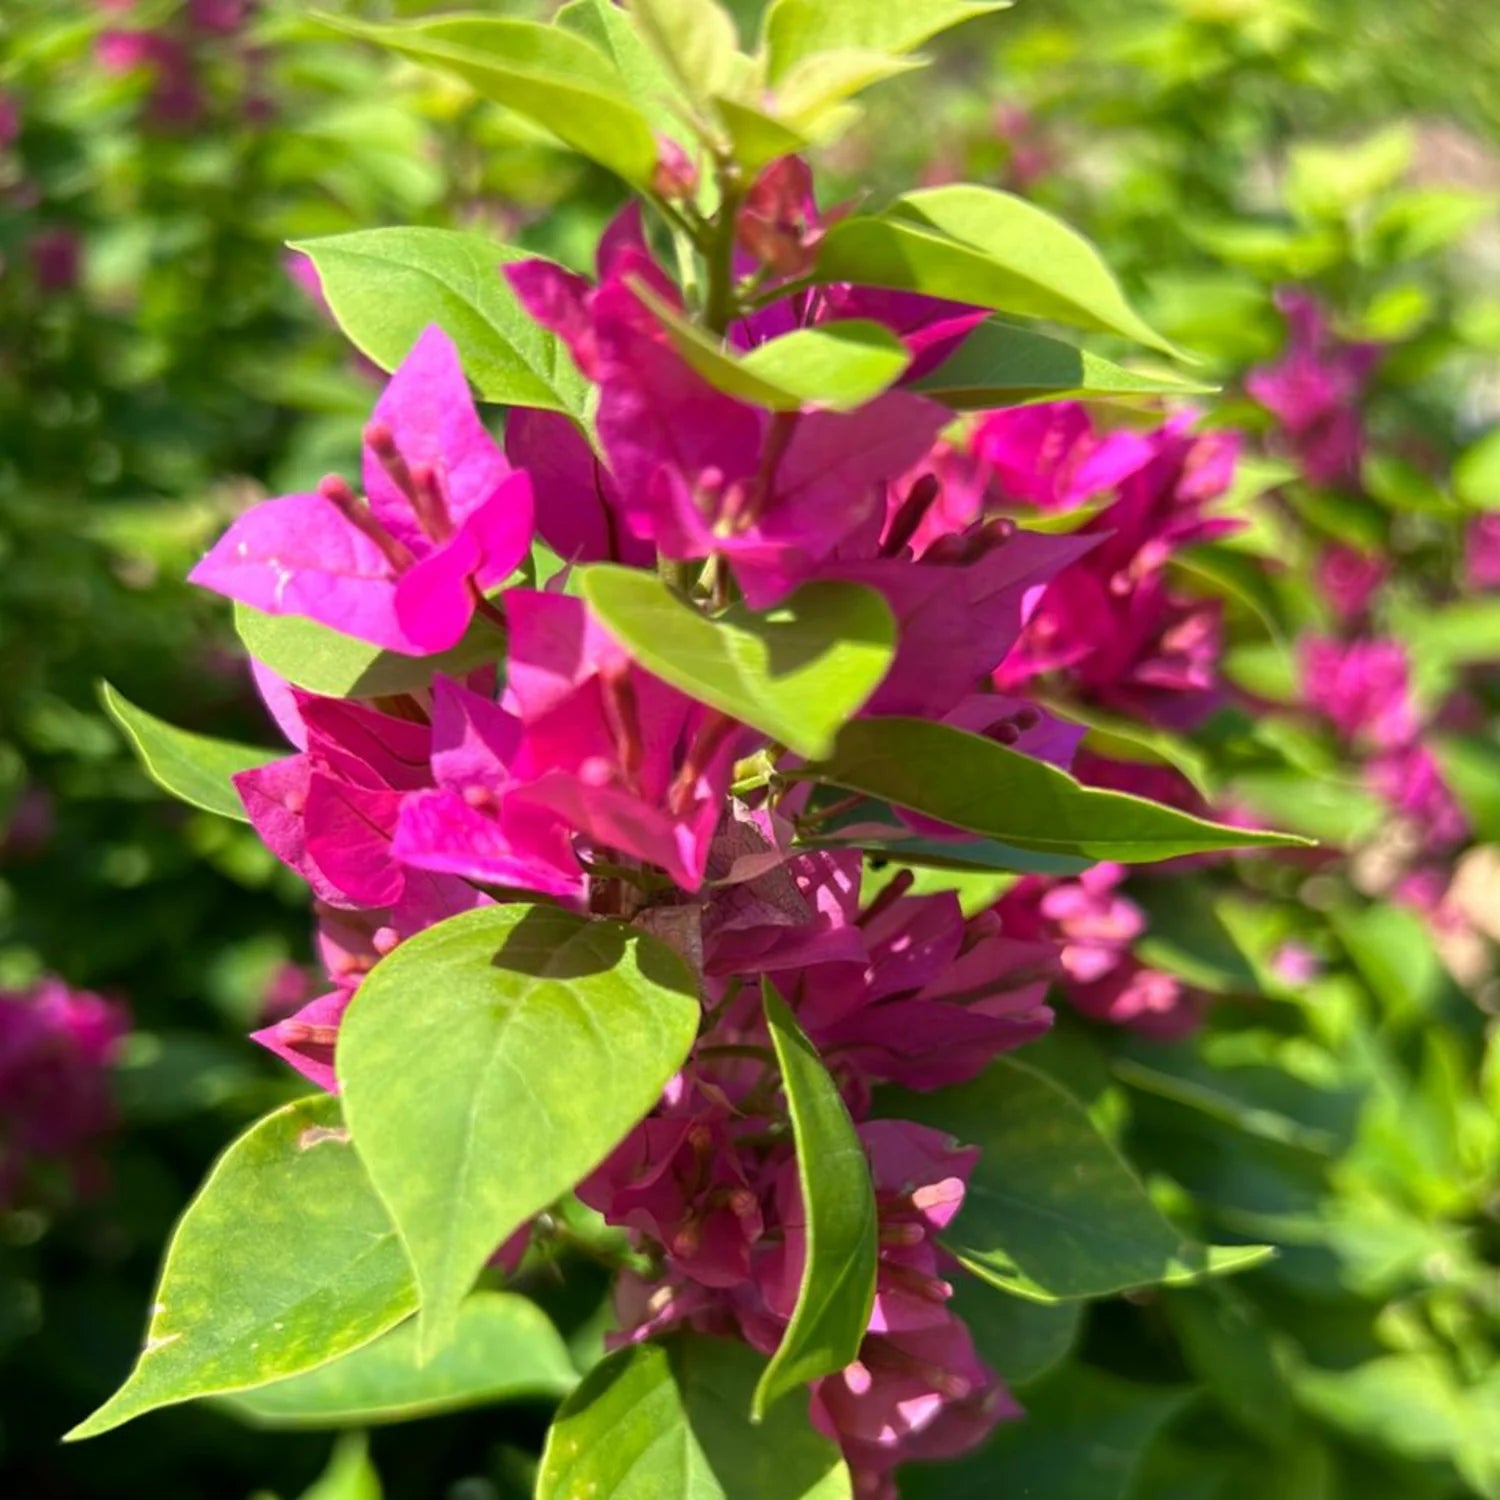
[290,228,588,414]
[806,717,1306,862]
[100,681,276,822]
[582,568,896,759]
[754,982,877,1418]
[67,1097,416,1440]
[886,1059,1273,1302]
[338,904,699,1357]
[816,187,1183,358]
[224,1292,576,1427]
[537,1335,852,1499]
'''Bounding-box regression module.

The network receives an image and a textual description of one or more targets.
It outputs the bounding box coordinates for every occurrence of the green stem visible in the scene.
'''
[703,160,745,336]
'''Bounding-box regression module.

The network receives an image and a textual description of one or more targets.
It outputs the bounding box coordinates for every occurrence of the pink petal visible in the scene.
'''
[363,325,513,543]
[251,990,350,1094]
[190,491,415,652]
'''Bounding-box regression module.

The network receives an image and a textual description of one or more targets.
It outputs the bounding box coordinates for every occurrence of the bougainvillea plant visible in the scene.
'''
[67,2,1310,1494]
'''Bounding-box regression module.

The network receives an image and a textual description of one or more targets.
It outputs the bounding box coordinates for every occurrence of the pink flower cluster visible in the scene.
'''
[187,165,1142,1483]
[998,864,1202,1038]
[0,978,128,1209]
[1300,636,1468,860]
[96,0,266,130]
[981,401,1242,732]
[1247,289,1382,489]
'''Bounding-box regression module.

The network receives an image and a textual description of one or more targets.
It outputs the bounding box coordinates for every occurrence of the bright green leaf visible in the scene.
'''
[805,717,1306,862]
[626,0,747,113]
[886,1059,1274,1301]
[1285,125,1414,222]
[714,95,813,170]
[1455,427,1500,511]
[321,16,659,189]
[338,904,699,1357]
[537,1335,852,1500]
[738,322,912,408]
[771,49,922,132]
[816,187,1183,358]
[637,283,909,410]
[67,1097,416,1440]
[224,1292,576,1427]
[289,228,586,414]
[581,568,896,760]
[556,0,684,135]
[99,681,275,823]
[233,603,503,700]
[763,0,1009,82]
[912,319,1213,408]
[754,983,877,1419]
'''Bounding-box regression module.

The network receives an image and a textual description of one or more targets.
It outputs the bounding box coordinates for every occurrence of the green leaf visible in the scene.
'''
[637,283,910,410]
[714,95,813,170]
[763,0,1008,82]
[754,983,877,1419]
[581,568,896,760]
[321,16,659,189]
[885,1059,1273,1302]
[771,49,922,132]
[626,0,747,112]
[805,717,1306,862]
[1164,1286,1297,1446]
[949,1277,1080,1388]
[912,320,1213,408]
[233,603,503,700]
[299,1435,382,1500]
[289,228,587,414]
[99,681,276,822]
[224,1292,576,1427]
[739,322,912,408]
[901,1365,1192,1500]
[338,905,699,1357]
[1455,427,1500,511]
[1285,124,1414,222]
[556,0,684,134]
[1042,699,1214,799]
[537,1335,851,1500]
[1433,734,1500,841]
[816,187,1183,358]
[67,1097,416,1440]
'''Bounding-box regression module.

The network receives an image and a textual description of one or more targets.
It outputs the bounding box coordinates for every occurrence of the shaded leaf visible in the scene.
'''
[948,1277,1080,1389]
[900,1364,1191,1500]
[886,1059,1273,1302]
[912,319,1213,408]
[805,717,1306,862]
